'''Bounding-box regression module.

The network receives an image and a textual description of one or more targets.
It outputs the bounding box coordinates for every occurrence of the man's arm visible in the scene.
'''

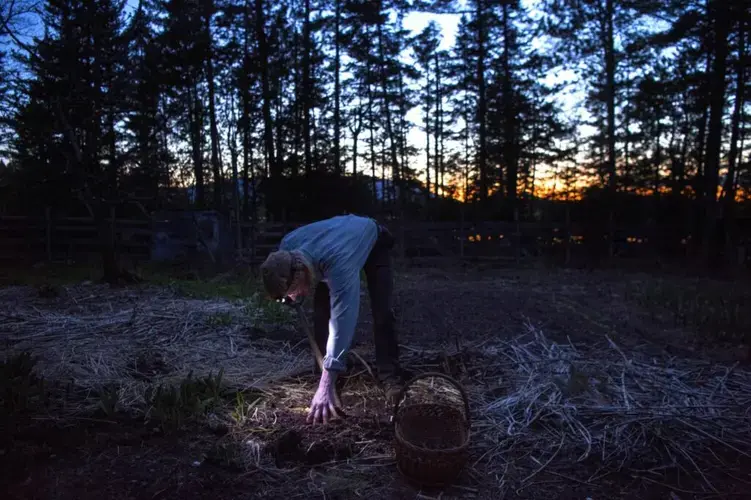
[322,271,361,373]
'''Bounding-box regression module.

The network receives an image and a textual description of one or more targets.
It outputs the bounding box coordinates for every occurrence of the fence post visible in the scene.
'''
[459,208,465,259]
[564,204,571,266]
[514,207,521,266]
[110,205,116,243]
[236,212,242,252]
[250,223,256,266]
[45,206,52,262]
[400,217,406,260]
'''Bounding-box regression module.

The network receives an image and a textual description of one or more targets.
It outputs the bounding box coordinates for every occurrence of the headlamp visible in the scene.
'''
[277,296,301,307]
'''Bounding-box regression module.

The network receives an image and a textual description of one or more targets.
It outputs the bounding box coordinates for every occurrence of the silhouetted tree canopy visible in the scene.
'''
[0,0,747,267]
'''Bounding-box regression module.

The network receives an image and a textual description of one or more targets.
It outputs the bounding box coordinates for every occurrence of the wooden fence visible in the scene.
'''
[0,211,695,267]
[0,210,152,263]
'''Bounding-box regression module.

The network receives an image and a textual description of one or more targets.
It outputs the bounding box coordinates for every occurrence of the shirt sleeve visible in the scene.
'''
[322,269,361,372]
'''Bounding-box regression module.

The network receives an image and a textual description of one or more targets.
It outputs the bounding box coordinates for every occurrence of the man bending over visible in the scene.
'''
[259,214,408,424]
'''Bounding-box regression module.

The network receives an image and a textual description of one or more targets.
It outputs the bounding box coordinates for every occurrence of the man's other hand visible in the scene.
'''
[307,370,341,425]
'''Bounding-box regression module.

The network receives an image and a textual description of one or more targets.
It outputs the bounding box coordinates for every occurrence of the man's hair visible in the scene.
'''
[259,250,294,300]
[260,249,312,300]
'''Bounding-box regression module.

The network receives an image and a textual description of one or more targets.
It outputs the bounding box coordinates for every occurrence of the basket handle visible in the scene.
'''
[391,371,471,429]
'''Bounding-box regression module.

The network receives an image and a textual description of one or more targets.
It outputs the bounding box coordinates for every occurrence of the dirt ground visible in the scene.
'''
[2,265,750,500]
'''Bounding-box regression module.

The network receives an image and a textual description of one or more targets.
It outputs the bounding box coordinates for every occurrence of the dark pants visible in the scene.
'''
[313,224,399,378]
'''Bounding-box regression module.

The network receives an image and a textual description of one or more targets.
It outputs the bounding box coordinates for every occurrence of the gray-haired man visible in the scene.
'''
[259,214,408,424]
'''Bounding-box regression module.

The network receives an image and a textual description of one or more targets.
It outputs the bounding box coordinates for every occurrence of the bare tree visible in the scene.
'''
[0,0,41,54]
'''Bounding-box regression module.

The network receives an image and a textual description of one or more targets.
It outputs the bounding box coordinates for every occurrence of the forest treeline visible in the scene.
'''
[0,0,748,267]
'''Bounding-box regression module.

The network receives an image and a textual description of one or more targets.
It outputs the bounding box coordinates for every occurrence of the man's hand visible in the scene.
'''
[307,369,341,425]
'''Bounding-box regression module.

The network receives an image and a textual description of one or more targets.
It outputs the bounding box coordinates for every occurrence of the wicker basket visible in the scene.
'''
[392,372,471,488]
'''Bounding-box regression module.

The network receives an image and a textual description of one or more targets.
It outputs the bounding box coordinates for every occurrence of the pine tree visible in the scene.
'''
[412,21,441,200]
[540,0,663,255]
[122,0,173,204]
[447,13,478,204]
[12,0,133,281]
[0,48,12,159]
[159,0,209,208]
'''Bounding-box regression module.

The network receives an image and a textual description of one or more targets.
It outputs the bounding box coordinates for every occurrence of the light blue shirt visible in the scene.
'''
[279,215,379,372]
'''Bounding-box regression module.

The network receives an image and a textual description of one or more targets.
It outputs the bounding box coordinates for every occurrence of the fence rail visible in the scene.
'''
[0,211,152,262]
[0,211,714,268]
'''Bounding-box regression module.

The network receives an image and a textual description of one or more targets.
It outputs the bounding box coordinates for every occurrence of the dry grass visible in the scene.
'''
[468,322,751,496]
[2,271,751,499]
[0,283,308,416]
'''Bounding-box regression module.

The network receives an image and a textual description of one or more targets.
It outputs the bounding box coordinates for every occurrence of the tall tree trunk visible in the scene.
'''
[702,0,730,262]
[604,0,617,258]
[256,0,277,218]
[104,96,121,283]
[397,55,409,190]
[250,146,257,224]
[678,113,689,196]
[425,73,431,200]
[502,2,517,214]
[204,0,222,211]
[377,20,401,206]
[667,118,678,194]
[381,145,387,208]
[464,89,471,203]
[108,111,118,199]
[333,0,341,176]
[433,51,439,197]
[367,52,377,205]
[352,127,359,176]
[82,40,123,284]
[722,11,745,261]
[303,0,312,178]
[530,94,539,205]
[653,124,663,198]
[439,90,445,193]
[622,80,631,187]
[311,110,319,169]
[228,96,240,249]
[350,92,363,177]
[242,146,250,219]
[369,118,377,205]
[291,29,301,177]
[395,13,409,192]
[275,86,284,177]
[241,0,252,219]
[189,83,205,208]
[230,140,239,245]
[476,0,488,211]
[694,50,712,217]
[722,14,746,206]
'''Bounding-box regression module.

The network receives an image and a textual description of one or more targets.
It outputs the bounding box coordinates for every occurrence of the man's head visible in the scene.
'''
[259,249,312,302]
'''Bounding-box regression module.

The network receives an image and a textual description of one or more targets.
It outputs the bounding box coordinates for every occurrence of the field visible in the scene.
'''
[2,262,751,500]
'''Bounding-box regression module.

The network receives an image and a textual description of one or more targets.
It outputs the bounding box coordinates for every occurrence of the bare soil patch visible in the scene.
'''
[2,267,750,499]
